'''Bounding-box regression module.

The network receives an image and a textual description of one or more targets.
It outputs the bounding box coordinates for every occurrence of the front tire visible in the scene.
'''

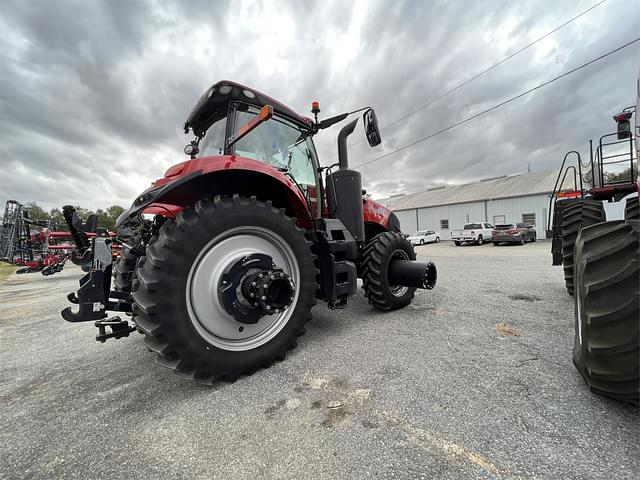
[454,241,461,246]
[573,220,639,403]
[420,239,424,245]
[435,237,440,243]
[360,232,416,311]
[477,235,483,245]
[132,196,317,382]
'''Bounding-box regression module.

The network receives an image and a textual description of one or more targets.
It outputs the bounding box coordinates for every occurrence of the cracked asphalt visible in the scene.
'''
[0,241,638,479]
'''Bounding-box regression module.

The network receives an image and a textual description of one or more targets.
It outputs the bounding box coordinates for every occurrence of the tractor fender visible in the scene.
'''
[117,155,312,228]
[362,198,401,242]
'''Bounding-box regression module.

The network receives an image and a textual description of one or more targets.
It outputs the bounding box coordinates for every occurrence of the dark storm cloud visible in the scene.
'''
[0,0,638,210]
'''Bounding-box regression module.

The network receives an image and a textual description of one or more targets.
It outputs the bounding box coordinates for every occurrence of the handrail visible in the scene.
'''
[547,151,581,231]
[597,131,635,186]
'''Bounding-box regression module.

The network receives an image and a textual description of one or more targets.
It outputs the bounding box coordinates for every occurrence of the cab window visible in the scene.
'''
[232,105,319,211]
[199,118,226,156]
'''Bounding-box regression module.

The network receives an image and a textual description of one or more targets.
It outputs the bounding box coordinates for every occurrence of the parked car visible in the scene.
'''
[450,222,494,246]
[492,223,537,245]
[407,229,440,245]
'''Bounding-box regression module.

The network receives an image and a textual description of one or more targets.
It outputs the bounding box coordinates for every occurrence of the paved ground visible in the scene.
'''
[0,241,637,480]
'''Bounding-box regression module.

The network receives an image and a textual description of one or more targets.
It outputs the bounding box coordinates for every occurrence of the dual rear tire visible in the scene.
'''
[573,220,639,404]
[561,199,606,295]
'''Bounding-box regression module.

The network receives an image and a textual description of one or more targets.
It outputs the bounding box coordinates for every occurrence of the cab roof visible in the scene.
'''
[185,80,313,137]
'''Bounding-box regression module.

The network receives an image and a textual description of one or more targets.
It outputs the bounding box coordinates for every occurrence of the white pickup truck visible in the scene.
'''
[450,222,494,246]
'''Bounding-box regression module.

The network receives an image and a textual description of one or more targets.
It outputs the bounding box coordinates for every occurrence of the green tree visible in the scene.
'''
[49,208,65,230]
[24,202,49,221]
[107,205,125,223]
[20,202,126,232]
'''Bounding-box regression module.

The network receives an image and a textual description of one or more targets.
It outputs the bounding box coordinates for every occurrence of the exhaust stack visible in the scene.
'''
[337,118,358,169]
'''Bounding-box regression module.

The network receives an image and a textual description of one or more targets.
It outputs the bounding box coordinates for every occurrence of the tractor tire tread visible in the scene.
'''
[561,199,605,295]
[132,195,318,383]
[573,220,639,404]
[360,231,416,311]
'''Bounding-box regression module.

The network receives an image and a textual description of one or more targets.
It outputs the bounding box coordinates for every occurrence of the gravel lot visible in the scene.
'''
[1,240,638,479]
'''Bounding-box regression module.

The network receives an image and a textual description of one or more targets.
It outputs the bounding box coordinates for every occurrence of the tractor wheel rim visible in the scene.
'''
[389,249,409,297]
[186,226,300,351]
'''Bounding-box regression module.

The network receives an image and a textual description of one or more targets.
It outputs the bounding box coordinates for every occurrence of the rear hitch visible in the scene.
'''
[328,296,348,310]
[61,236,133,323]
[95,317,137,343]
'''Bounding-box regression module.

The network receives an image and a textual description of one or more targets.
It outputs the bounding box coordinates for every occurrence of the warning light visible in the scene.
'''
[311,101,320,114]
[259,105,273,121]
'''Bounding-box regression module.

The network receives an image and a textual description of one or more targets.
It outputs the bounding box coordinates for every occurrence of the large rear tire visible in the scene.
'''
[360,231,417,311]
[132,196,317,382]
[573,220,639,404]
[561,199,605,295]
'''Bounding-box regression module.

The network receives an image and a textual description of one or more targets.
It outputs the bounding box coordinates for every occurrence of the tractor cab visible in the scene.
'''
[178,80,386,242]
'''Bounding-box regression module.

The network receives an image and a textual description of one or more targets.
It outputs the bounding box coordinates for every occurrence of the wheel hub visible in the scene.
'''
[185,226,300,352]
[219,253,295,324]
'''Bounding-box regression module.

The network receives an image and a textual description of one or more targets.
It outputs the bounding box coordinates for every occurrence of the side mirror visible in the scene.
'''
[363,108,381,147]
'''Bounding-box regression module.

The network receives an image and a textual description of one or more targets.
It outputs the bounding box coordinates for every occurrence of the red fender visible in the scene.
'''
[363,198,393,229]
[139,155,313,227]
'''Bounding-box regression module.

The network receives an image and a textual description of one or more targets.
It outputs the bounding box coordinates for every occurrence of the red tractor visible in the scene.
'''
[61,80,437,382]
[548,76,639,403]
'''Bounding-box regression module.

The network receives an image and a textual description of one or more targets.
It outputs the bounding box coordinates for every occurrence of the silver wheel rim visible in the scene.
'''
[186,226,300,351]
[389,249,409,297]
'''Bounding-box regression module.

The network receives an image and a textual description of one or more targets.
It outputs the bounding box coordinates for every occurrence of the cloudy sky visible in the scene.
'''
[1,0,638,211]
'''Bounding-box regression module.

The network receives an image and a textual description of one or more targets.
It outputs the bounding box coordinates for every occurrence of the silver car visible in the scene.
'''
[406,230,441,245]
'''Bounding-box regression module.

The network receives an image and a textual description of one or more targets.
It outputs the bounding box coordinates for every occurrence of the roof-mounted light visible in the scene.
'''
[613,111,632,123]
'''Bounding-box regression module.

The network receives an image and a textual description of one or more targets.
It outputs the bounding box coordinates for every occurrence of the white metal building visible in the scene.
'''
[378,170,632,240]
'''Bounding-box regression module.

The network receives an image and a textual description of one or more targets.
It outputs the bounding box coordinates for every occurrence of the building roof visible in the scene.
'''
[377,170,564,211]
